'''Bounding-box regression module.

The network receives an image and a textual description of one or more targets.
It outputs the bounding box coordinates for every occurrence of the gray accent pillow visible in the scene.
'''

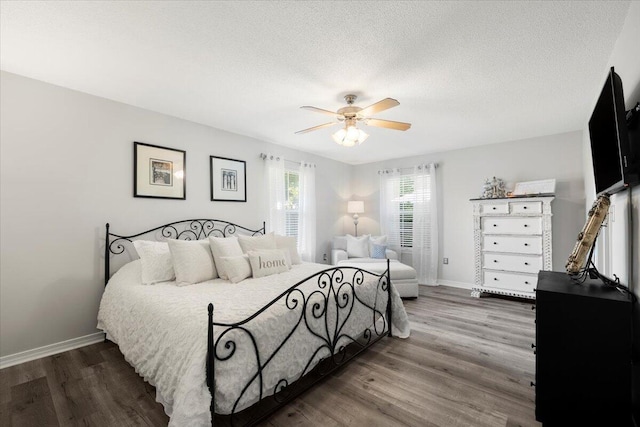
[247,249,291,278]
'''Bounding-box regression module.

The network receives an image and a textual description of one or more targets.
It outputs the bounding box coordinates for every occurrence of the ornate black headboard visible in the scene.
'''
[105,219,266,286]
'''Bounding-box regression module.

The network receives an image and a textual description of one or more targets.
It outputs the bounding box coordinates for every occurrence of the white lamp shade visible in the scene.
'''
[347,201,364,214]
[332,126,368,147]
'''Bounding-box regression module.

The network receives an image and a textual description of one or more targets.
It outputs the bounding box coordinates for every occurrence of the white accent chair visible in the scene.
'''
[331,235,419,298]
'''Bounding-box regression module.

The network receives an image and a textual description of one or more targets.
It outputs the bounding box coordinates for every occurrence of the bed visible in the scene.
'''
[98,219,410,426]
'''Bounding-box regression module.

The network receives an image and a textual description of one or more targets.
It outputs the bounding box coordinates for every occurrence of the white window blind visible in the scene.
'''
[384,173,431,248]
[284,170,299,239]
[399,175,414,248]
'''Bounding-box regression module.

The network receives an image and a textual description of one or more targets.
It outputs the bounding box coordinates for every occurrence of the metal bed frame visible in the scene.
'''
[104,219,393,426]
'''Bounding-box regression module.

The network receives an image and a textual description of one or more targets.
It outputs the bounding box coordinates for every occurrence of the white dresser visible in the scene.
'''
[470,196,554,299]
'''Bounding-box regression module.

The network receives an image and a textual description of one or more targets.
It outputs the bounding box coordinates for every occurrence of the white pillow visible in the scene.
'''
[238,232,277,253]
[208,236,244,280]
[346,234,370,258]
[275,234,301,264]
[369,235,388,254]
[219,255,252,283]
[247,249,291,278]
[133,240,176,285]
[167,239,217,286]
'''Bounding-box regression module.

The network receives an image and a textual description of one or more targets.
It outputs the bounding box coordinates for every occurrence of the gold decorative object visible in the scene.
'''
[566,194,610,274]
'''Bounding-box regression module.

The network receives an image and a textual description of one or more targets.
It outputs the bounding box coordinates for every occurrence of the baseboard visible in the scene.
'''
[437,279,474,290]
[0,331,105,370]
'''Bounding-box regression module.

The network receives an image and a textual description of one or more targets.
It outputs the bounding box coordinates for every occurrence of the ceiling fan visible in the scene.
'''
[295,94,411,146]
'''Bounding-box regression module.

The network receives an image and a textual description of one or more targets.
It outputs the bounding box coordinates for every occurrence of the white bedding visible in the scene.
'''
[97,260,410,426]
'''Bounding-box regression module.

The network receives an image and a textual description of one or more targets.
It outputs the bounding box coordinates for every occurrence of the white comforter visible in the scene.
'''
[97,260,410,426]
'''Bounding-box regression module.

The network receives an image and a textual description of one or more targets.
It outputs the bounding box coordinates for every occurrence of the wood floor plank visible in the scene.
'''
[10,376,59,427]
[1,286,540,426]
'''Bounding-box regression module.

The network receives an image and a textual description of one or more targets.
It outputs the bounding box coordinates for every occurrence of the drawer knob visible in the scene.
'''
[524,206,528,210]
[531,343,536,349]
[493,260,498,263]
[531,305,535,310]
[493,242,497,245]
[493,224,497,227]
[524,243,529,246]
[530,381,536,387]
[492,207,496,210]
[493,277,498,281]
[524,224,529,227]
[525,281,530,285]
[524,262,529,265]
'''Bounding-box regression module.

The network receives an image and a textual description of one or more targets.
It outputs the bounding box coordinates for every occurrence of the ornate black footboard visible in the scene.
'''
[207,262,392,426]
[104,220,393,427]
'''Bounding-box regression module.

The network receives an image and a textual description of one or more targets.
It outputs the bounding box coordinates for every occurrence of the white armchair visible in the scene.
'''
[331,234,418,298]
[330,235,398,265]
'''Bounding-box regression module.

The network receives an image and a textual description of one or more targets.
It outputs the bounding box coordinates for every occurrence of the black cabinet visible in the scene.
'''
[535,271,633,426]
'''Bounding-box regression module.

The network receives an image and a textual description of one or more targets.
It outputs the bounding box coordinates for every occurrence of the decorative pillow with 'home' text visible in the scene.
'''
[247,249,291,278]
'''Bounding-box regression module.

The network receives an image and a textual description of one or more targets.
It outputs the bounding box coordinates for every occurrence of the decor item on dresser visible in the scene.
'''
[100,219,410,426]
[347,200,364,236]
[210,156,246,202]
[481,176,506,199]
[512,178,556,196]
[470,195,554,299]
[134,141,186,199]
[566,194,610,274]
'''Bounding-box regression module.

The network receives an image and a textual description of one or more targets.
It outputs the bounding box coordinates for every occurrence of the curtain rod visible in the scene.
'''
[378,163,439,174]
[259,153,315,167]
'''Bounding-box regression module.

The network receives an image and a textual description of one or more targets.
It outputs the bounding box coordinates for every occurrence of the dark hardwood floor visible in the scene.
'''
[0,286,539,426]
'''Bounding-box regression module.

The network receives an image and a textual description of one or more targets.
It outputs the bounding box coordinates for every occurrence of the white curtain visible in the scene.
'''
[412,163,439,285]
[298,161,316,262]
[264,154,286,235]
[379,168,402,255]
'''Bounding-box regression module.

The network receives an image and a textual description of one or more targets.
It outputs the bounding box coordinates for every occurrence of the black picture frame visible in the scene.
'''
[210,156,246,202]
[134,141,186,200]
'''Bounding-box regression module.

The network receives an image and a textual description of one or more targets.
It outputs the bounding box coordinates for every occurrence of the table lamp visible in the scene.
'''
[347,201,364,236]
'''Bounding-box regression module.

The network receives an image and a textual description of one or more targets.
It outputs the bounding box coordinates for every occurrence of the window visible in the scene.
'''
[380,165,437,284]
[399,175,414,248]
[284,170,299,238]
[381,172,431,249]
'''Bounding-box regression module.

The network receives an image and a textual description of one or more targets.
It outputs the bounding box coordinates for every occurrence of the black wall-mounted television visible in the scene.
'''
[588,67,639,195]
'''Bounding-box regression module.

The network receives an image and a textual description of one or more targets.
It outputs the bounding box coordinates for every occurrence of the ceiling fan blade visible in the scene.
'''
[295,122,337,134]
[300,106,340,117]
[358,98,400,117]
[365,118,411,131]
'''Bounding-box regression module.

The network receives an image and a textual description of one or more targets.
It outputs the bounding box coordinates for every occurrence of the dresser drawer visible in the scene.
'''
[483,235,542,254]
[482,217,542,235]
[483,253,542,274]
[511,201,542,214]
[480,202,509,215]
[483,270,537,293]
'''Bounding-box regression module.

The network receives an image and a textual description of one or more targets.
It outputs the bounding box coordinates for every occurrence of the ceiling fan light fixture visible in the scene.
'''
[297,94,409,145]
[332,125,368,147]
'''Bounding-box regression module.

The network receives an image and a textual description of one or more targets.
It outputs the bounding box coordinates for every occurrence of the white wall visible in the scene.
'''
[579,3,640,418]
[0,71,352,358]
[351,131,585,287]
[582,2,640,291]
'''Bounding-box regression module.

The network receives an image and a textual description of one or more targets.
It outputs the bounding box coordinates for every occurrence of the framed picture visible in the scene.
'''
[134,142,186,199]
[512,179,556,196]
[210,156,246,202]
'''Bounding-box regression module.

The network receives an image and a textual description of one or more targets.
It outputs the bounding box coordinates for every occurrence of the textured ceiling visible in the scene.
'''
[0,1,631,165]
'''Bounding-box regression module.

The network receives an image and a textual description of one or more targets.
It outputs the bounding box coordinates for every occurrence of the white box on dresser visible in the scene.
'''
[470,196,554,299]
